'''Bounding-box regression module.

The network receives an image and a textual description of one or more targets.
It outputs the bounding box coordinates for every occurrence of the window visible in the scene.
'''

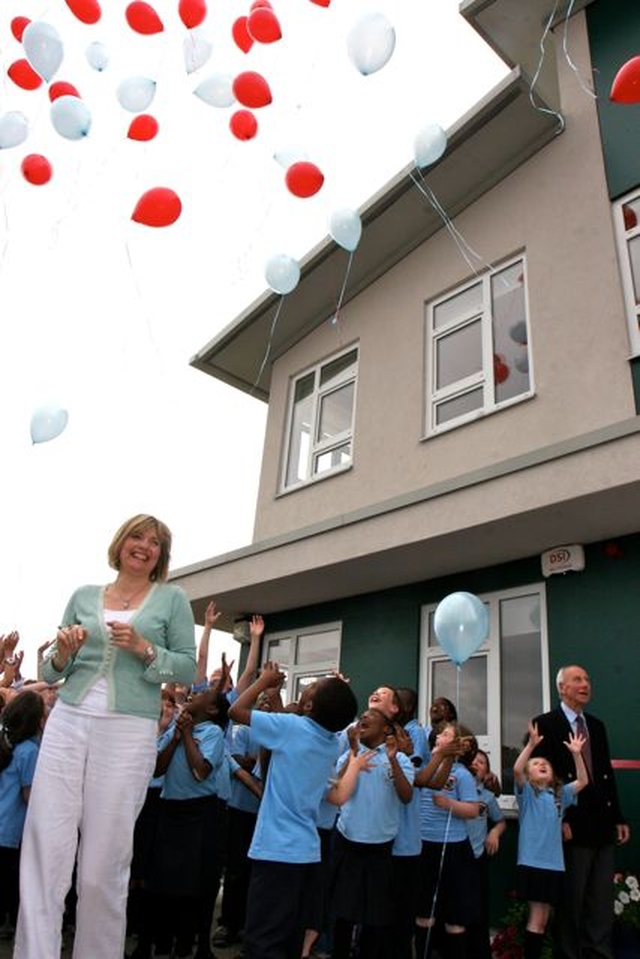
[262,623,341,704]
[425,257,532,434]
[613,189,640,356]
[419,584,549,805]
[283,347,358,489]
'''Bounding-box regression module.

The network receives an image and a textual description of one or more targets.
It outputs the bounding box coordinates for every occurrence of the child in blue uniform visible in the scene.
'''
[0,691,44,937]
[514,722,588,959]
[228,662,357,959]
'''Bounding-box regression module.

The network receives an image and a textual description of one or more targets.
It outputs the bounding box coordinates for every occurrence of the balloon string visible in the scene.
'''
[409,170,485,277]
[419,807,453,959]
[251,295,285,396]
[528,0,566,134]
[562,0,597,100]
[331,251,355,328]
[123,237,167,378]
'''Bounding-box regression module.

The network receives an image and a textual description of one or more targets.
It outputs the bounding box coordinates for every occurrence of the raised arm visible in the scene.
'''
[235,615,265,695]
[194,600,222,687]
[514,721,543,787]
[563,731,588,795]
[228,661,285,727]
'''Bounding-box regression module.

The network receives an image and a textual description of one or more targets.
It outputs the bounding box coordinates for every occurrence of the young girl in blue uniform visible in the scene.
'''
[0,691,44,937]
[514,721,588,959]
[328,707,414,959]
[416,721,480,959]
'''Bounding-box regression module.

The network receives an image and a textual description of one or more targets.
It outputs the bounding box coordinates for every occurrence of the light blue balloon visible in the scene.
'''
[30,404,68,445]
[347,12,396,76]
[265,254,300,295]
[193,74,235,108]
[414,123,447,168]
[0,112,29,150]
[86,41,109,72]
[117,76,156,113]
[51,96,91,141]
[433,592,488,667]
[23,21,63,82]
[329,208,362,253]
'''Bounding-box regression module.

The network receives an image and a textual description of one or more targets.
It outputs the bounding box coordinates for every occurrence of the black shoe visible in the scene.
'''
[212,925,240,948]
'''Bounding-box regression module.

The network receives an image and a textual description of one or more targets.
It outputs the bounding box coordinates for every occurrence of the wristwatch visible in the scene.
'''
[2,657,16,666]
[142,644,157,665]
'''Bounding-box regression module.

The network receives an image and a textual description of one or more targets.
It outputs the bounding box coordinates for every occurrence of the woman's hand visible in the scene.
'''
[107,620,146,658]
[53,625,87,671]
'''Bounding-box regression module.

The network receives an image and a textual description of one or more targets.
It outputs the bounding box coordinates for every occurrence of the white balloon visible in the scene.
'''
[23,21,64,82]
[117,76,156,113]
[30,403,69,445]
[347,13,395,76]
[414,123,447,168]
[329,208,362,253]
[51,96,92,140]
[273,144,308,168]
[265,254,300,295]
[184,32,213,74]
[0,112,29,149]
[193,74,235,108]
[86,41,109,72]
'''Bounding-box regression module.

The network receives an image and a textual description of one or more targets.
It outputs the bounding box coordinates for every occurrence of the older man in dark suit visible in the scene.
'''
[531,664,629,959]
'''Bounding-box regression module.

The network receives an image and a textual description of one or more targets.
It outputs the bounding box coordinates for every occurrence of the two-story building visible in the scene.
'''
[173,0,640,900]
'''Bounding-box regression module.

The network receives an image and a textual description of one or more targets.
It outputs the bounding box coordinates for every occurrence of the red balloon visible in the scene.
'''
[132,187,182,227]
[610,56,640,104]
[10,17,31,41]
[247,8,282,43]
[8,59,42,91]
[309,0,331,5]
[49,81,81,102]
[128,114,159,141]
[125,2,164,35]
[178,0,207,28]
[493,354,510,385]
[250,0,273,8]
[65,0,102,24]
[285,161,324,198]
[21,154,53,186]
[230,110,258,141]
[232,17,254,54]
[233,71,272,108]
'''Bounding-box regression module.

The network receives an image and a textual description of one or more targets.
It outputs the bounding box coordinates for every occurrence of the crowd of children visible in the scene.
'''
[0,619,590,959]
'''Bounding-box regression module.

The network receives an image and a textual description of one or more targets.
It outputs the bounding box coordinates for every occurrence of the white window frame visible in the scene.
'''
[261,622,342,705]
[613,188,640,357]
[281,345,358,492]
[425,255,533,436]
[418,583,550,809]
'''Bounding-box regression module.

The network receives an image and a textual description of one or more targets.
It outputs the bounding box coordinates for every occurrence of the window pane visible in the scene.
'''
[286,373,314,486]
[436,320,482,389]
[297,630,340,665]
[266,637,291,665]
[314,443,351,475]
[317,382,355,442]
[433,283,482,330]
[431,656,487,735]
[320,349,358,388]
[491,262,530,403]
[292,670,334,702]
[435,388,483,426]
[499,594,543,794]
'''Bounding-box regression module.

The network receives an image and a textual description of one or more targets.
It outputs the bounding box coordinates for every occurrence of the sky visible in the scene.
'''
[0,0,507,677]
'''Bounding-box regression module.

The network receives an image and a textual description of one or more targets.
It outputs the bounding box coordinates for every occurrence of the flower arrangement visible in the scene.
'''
[614,872,640,930]
[491,898,555,959]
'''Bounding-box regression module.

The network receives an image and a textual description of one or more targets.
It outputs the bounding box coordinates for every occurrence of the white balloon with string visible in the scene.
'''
[23,21,64,82]
[0,112,29,149]
[117,77,157,113]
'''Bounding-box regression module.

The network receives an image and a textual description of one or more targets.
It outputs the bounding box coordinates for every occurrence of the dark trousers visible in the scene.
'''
[244,860,316,959]
[219,807,257,934]
[559,843,615,959]
[0,846,20,927]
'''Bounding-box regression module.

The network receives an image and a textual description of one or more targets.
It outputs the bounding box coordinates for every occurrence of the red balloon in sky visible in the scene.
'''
[285,161,325,198]
[132,187,182,227]
[230,110,258,141]
[232,17,254,54]
[178,0,207,28]
[309,0,331,5]
[250,0,273,9]
[8,59,42,91]
[493,354,510,385]
[49,81,81,102]
[65,0,102,24]
[21,154,53,186]
[125,2,164,35]
[233,71,272,108]
[128,114,159,141]
[610,56,640,104]
[247,8,282,43]
[10,17,31,41]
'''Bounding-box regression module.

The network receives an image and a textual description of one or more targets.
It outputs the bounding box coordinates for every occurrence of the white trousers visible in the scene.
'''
[14,700,156,959]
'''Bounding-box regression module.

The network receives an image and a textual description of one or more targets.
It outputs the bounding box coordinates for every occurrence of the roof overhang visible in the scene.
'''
[190,67,560,400]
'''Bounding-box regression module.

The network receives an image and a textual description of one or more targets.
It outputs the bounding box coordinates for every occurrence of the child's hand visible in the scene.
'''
[564,731,585,754]
[176,710,194,735]
[349,749,376,773]
[347,724,360,755]
[527,721,543,749]
[484,771,502,798]
[385,734,399,760]
[204,600,222,630]
[485,831,501,856]
[259,661,286,690]
[250,615,265,641]
[394,725,413,756]
[432,792,452,811]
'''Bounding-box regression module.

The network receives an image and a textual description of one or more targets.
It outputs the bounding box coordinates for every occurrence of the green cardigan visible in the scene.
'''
[43,583,196,719]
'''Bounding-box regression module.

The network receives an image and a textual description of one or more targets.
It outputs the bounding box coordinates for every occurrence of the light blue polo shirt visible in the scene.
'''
[394,720,428,856]
[336,745,415,844]
[467,783,504,858]
[228,723,260,815]
[420,762,478,842]
[248,710,340,864]
[0,737,39,848]
[516,779,576,871]
[161,720,224,800]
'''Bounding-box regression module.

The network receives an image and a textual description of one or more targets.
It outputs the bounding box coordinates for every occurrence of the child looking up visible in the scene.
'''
[228,663,357,959]
[514,722,588,959]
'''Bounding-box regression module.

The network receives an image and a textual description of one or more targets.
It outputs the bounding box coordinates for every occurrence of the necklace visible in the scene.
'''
[108,582,147,610]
